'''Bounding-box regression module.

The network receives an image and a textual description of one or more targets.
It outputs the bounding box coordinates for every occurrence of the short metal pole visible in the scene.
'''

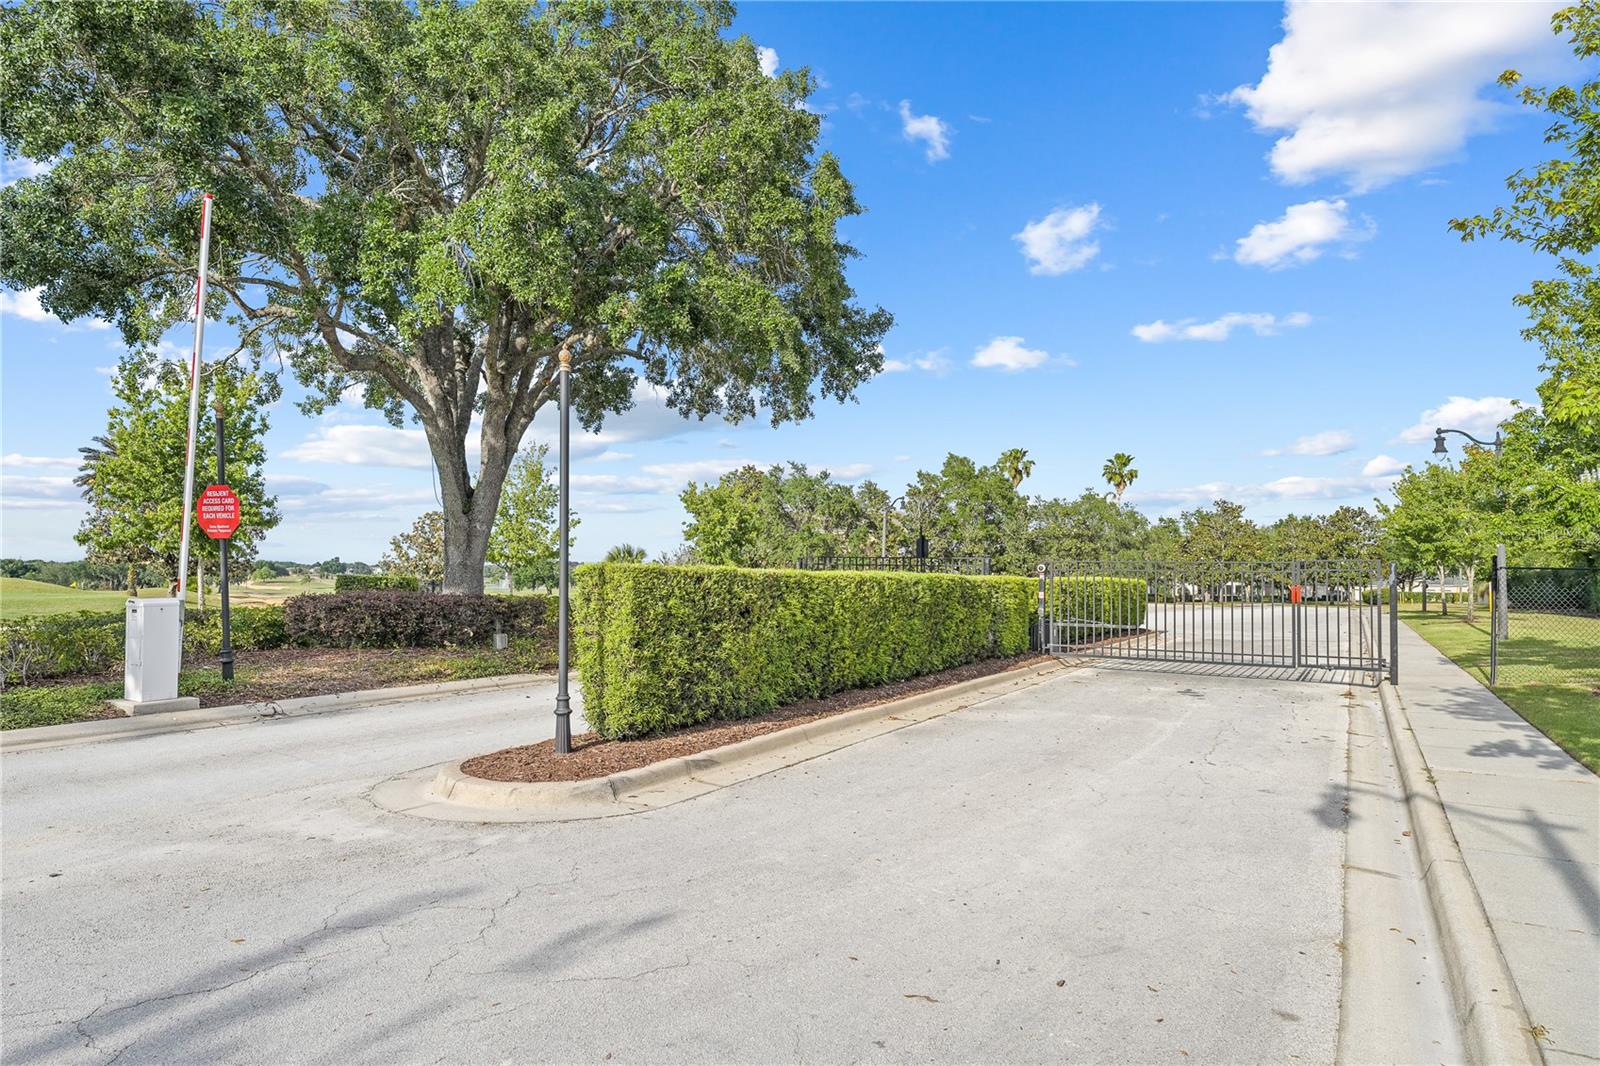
[214,400,233,681]
[1037,565,1047,653]
[1388,563,1399,685]
[553,352,573,754]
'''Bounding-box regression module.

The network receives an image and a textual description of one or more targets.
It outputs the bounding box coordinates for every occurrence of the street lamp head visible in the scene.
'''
[1432,430,1448,456]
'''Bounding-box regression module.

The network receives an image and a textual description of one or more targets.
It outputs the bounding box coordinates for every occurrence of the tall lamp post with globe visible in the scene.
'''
[553,349,574,755]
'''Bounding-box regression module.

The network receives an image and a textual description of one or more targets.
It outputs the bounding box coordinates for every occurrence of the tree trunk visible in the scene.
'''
[427,419,518,596]
[442,503,494,594]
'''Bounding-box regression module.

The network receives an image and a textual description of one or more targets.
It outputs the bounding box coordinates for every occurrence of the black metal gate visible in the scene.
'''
[1038,559,1395,682]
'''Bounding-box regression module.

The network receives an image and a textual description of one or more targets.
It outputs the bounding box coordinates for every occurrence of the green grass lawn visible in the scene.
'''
[1,574,340,620]
[1399,607,1600,773]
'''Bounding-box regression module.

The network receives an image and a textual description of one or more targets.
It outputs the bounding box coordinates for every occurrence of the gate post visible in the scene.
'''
[1388,563,1399,685]
[1291,560,1302,669]
[1036,564,1048,653]
[1490,544,1505,686]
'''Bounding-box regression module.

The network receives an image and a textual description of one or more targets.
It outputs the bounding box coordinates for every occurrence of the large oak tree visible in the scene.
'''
[0,0,890,591]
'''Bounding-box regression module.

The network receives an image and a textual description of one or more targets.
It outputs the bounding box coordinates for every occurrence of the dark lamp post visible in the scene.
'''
[1432,426,1502,457]
[553,350,573,755]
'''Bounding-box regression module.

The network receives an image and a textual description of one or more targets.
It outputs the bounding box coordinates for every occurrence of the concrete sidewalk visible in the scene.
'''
[1393,619,1599,1063]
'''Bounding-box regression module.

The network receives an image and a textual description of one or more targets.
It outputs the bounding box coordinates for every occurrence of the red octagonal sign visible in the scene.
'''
[197,484,241,539]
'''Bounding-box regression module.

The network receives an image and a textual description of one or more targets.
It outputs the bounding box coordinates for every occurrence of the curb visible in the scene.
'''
[1,672,554,754]
[423,659,1070,815]
[1377,680,1543,1065]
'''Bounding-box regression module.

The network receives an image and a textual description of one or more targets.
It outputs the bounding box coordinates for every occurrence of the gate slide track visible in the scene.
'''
[1040,558,1389,687]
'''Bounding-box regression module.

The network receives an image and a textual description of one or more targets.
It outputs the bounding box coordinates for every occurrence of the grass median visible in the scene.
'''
[1399,606,1599,773]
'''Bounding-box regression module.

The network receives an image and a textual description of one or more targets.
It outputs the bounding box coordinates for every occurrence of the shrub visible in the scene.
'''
[1042,575,1148,640]
[1,605,294,685]
[0,612,126,684]
[183,606,290,655]
[575,564,1048,739]
[333,573,421,593]
[284,591,550,647]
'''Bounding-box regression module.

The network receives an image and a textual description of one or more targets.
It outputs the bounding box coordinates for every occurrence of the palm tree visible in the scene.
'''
[604,543,648,564]
[997,447,1035,490]
[1102,453,1138,502]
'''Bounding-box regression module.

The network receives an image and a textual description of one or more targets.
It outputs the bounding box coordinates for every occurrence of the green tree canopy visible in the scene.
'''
[487,443,566,590]
[75,361,279,586]
[0,0,890,593]
[382,510,445,584]
[1178,500,1266,561]
[681,463,878,566]
[1451,3,1600,434]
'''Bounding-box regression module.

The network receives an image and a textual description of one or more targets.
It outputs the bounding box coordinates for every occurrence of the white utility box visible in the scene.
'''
[124,597,183,703]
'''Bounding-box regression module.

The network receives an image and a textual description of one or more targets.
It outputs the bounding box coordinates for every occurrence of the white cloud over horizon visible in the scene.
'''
[1133,310,1311,343]
[1396,395,1521,445]
[881,348,953,375]
[1227,1,1564,190]
[1015,204,1103,275]
[971,336,1049,372]
[1127,473,1395,508]
[1233,199,1374,269]
[898,100,951,162]
[1263,430,1355,457]
[757,45,779,78]
[1362,454,1407,477]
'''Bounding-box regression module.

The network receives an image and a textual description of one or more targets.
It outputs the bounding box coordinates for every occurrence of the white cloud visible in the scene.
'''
[590,450,634,462]
[1127,474,1390,507]
[272,480,438,517]
[527,380,723,459]
[1133,310,1312,343]
[1396,395,1521,444]
[898,100,951,162]
[1227,1,1564,190]
[0,286,111,330]
[0,288,51,322]
[1,156,52,186]
[638,458,751,482]
[570,473,676,495]
[283,424,432,468]
[826,463,875,481]
[1233,199,1373,269]
[971,336,1049,373]
[882,349,952,375]
[757,46,779,78]
[1263,430,1355,457]
[1,473,80,508]
[1362,454,1407,477]
[2,453,79,470]
[1015,205,1103,275]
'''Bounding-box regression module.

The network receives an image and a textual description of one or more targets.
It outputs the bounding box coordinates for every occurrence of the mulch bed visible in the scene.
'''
[460,652,1052,784]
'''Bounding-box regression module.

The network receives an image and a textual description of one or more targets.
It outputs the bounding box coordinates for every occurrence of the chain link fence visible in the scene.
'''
[1491,553,1600,690]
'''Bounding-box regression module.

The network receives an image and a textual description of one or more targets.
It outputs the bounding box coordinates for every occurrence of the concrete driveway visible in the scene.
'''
[3,667,1393,1063]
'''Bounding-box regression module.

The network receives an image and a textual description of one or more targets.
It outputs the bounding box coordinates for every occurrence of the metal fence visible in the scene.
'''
[796,555,992,575]
[1040,558,1392,683]
[1490,551,1600,689]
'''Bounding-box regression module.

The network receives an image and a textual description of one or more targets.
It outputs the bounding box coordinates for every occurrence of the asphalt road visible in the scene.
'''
[4,667,1380,1063]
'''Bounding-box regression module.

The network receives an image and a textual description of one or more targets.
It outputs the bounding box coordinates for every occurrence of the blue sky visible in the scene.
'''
[0,2,1579,564]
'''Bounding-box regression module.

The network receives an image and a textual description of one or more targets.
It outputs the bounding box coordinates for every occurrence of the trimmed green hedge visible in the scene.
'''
[1044,576,1148,640]
[575,564,1044,739]
[333,573,420,593]
[0,605,291,685]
